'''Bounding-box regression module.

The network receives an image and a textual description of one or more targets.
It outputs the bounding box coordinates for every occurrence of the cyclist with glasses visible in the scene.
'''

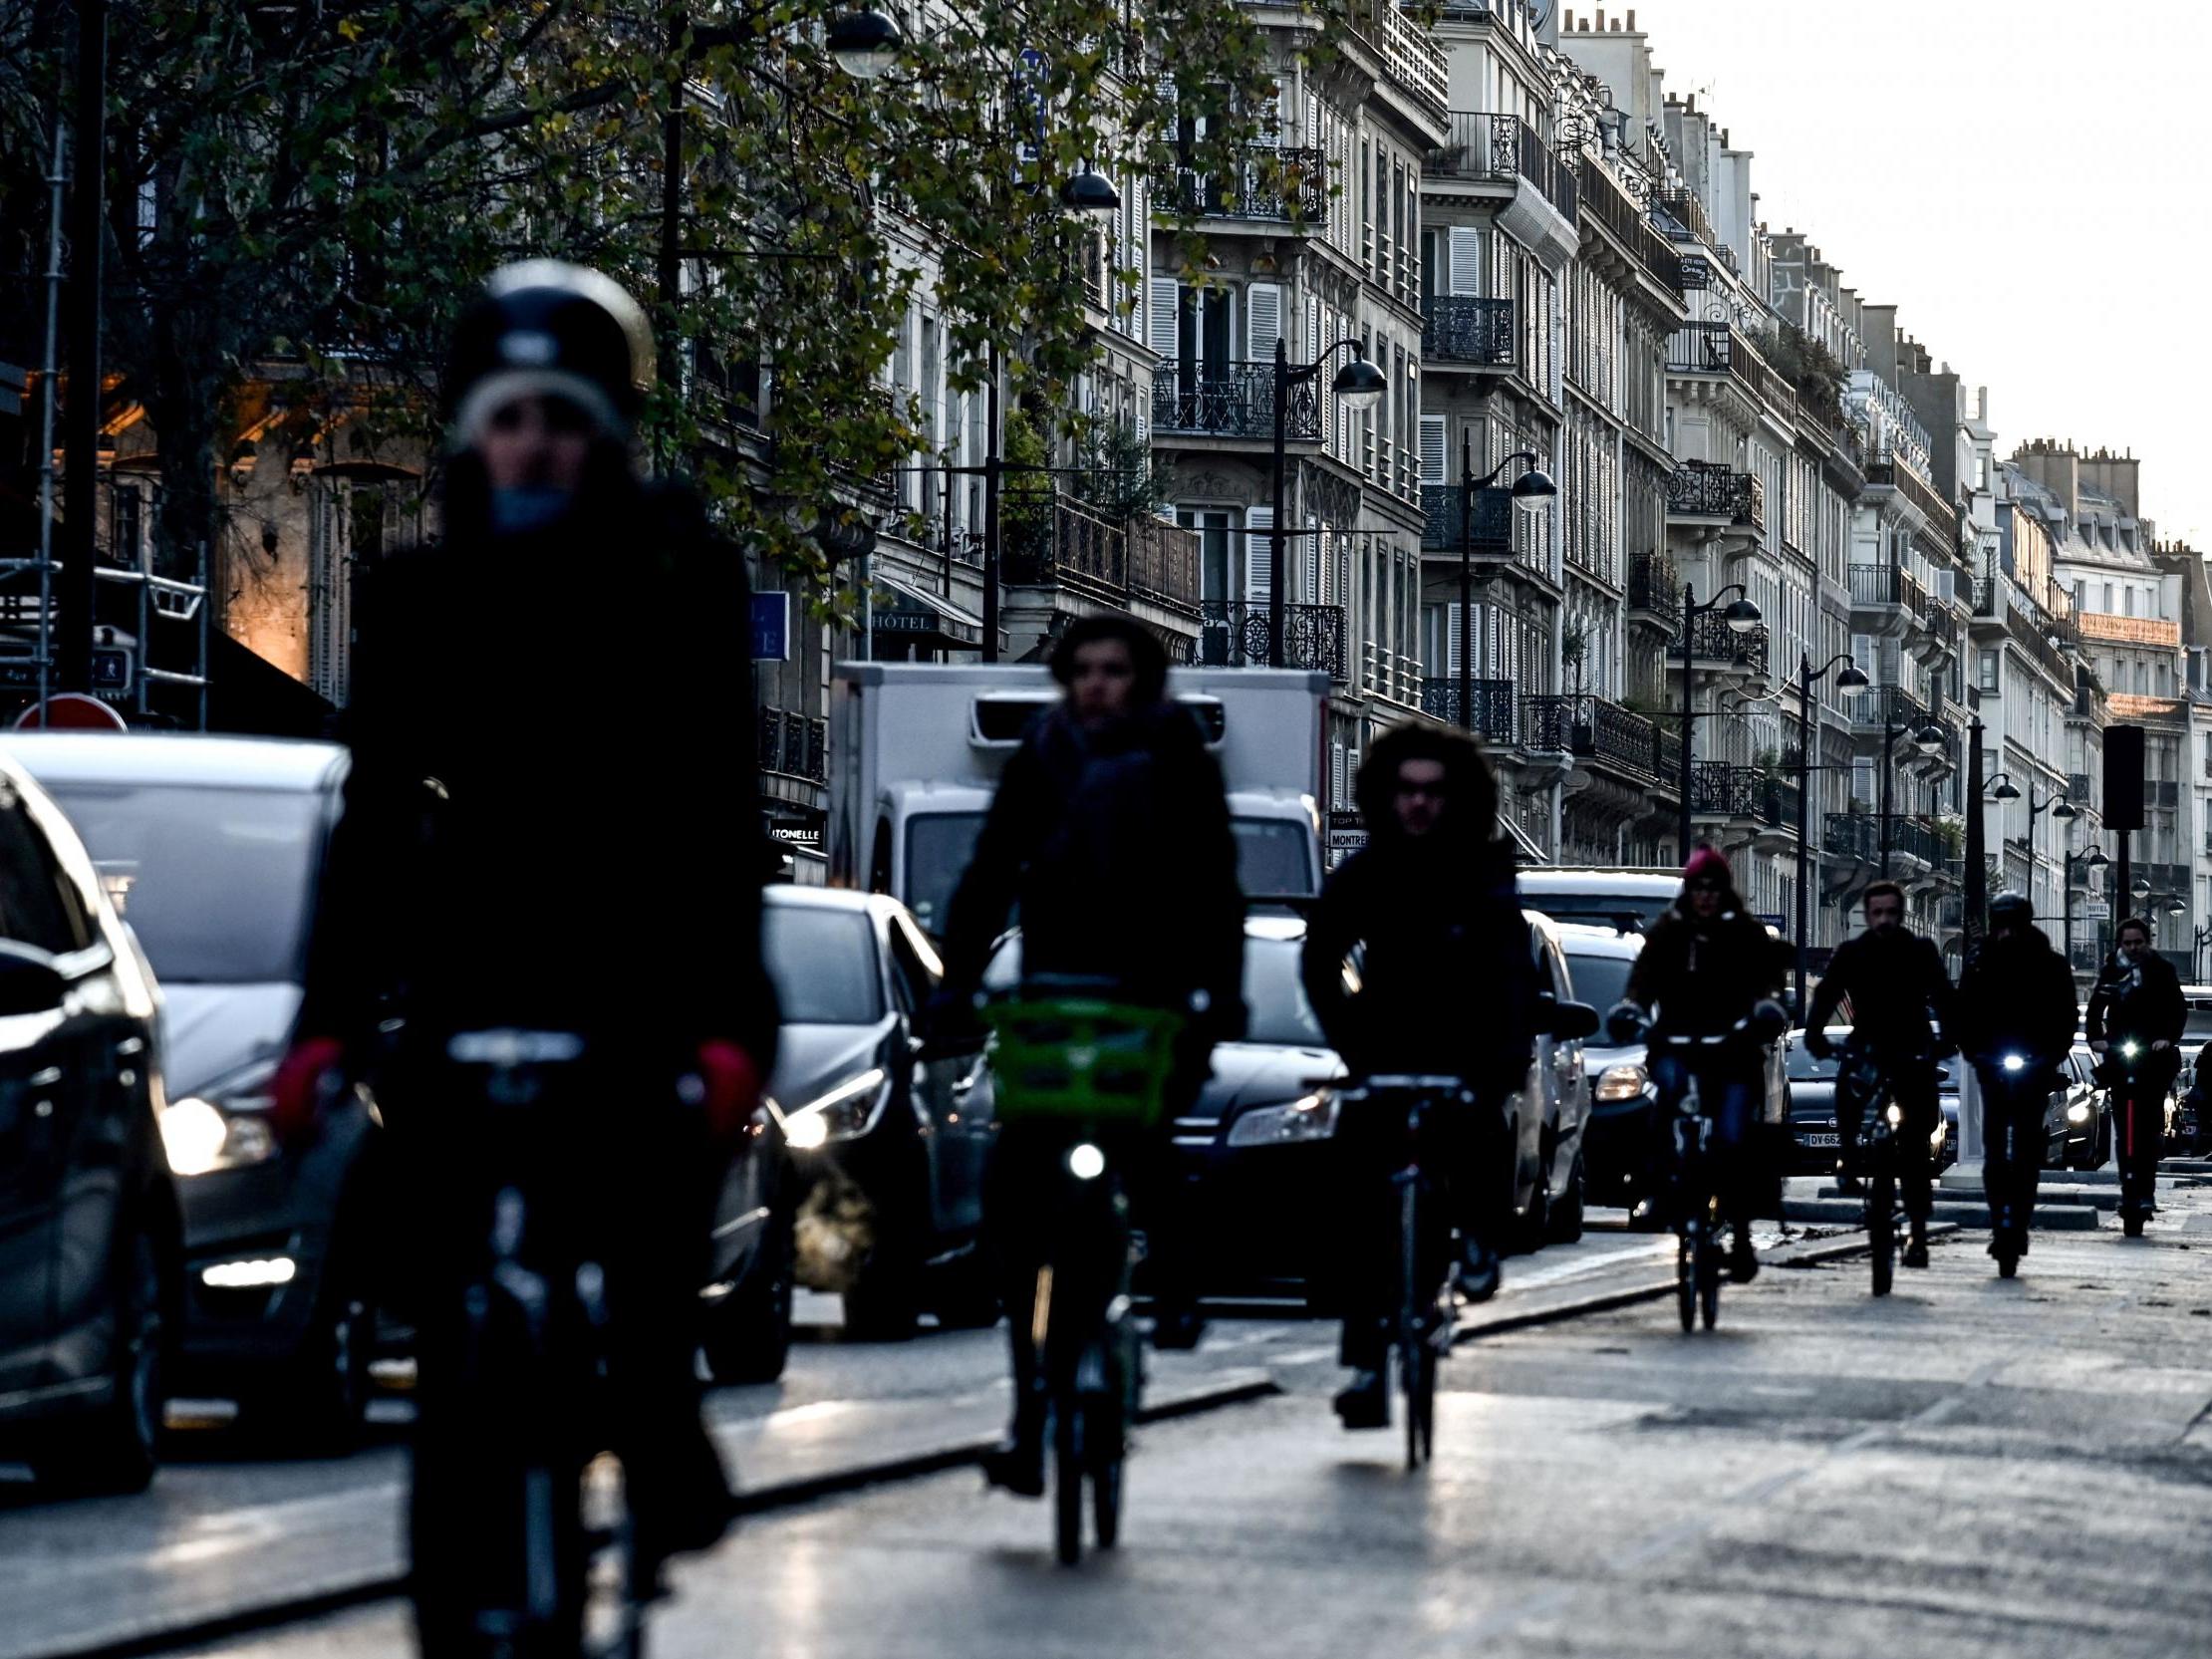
[935,615,1244,1497]
[1802,880,1957,1269]
[1606,846,1790,1285]
[1300,723,1539,1431]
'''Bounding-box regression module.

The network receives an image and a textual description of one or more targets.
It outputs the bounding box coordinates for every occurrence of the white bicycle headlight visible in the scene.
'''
[2122,1040,2141,1059]
[1884,1103,1903,1127]
[1227,1091,1340,1148]
[2001,1054,2026,1074]
[1595,1063,1649,1103]
[1066,1142,1107,1181]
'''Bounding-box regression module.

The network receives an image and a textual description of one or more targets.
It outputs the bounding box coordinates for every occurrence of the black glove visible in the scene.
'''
[1748,999,1790,1042]
[1802,1029,1834,1062]
[1605,1000,1647,1047]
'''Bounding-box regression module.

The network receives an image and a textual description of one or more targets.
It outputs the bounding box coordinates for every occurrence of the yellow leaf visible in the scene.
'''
[338,16,363,40]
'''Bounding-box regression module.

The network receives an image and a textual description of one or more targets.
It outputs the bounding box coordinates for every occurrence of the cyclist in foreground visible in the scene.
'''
[1300,724,1538,1430]
[2087,914,2184,1232]
[936,615,1244,1497]
[1952,893,2077,1269]
[1607,846,1790,1285]
[1803,880,1955,1269]
[279,264,780,1641]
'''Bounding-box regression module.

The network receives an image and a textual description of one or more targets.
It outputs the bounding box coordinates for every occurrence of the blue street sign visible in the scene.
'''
[751,592,791,662]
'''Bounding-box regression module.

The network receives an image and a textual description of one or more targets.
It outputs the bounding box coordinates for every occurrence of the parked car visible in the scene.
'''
[2057,1044,2113,1170]
[3,734,404,1444]
[1518,869,1682,936]
[767,887,995,1340]
[1557,924,1791,1219]
[1518,912,1601,1246]
[1785,1028,1960,1177]
[0,749,179,1493]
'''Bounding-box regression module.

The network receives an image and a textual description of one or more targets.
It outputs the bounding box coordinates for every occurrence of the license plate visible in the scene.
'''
[1799,1132,1840,1148]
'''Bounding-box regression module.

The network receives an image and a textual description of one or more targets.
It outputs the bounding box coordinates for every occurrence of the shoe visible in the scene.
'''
[981,1429,1045,1498]
[1333,1371,1388,1431]
[1902,1232,1930,1269]
[1729,1234,1760,1284]
[1454,1238,1501,1303]
[1151,1305,1207,1351]
[1834,1173,1865,1196]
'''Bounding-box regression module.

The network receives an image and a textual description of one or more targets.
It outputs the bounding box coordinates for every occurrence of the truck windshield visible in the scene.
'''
[905,812,988,937]
[1235,819,1315,898]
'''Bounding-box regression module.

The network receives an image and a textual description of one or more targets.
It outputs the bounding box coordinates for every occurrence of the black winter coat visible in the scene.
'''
[1625,904,1785,1041]
[1299,835,1537,1095]
[1952,929,2078,1066]
[296,465,780,1075]
[1803,929,1956,1054]
[939,700,1245,1034]
[2086,950,2186,1050]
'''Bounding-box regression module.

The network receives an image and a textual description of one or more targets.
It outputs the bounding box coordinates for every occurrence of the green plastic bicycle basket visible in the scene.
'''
[981,997,1186,1126]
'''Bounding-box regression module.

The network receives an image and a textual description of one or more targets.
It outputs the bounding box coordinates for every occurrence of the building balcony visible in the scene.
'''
[1420,677,1515,744]
[1684,612,1770,679]
[1418,482,1513,556]
[760,706,828,784]
[1575,154,1684,296]
[1196,600,1348,682]
[1823,810,1954,873]
[1151,363,1318,441]
[1341,0,1449,125]
[2070,771,2094,802]
[1626,553,1682,629]
[1004,497,1204,615]
[1171,147,1328,226]
[1428,113,1579,222]
[1861,447,1959,547]
[1665,460,1764,532]
[1421,295,1515,369]
[2106,692,2186,723]
[1523,693,1672,784]
[1663,323,1798,422]
[2078,611,2181,649]
[1691,762,1798,832]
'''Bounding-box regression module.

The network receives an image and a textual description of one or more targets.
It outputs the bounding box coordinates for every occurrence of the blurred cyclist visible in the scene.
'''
[1301,723,1538,1430]
[2087,915,2184,1230]
[935,615,1244,1496]
[278,263,780,1629]
[1608,846,1790,1284]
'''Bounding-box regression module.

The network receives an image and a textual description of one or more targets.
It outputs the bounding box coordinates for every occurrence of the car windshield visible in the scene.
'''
[1521,889,1673,932]
[1788,1041,1843,1079]
[1562,950,1634,1015]
[41,781,320,983]
[764,905,883,1024]
[905,811,988,938]
[1244,937,1326,1046]
[1233,820,1315,898]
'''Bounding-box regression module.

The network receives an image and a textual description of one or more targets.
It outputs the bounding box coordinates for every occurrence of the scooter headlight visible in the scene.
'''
[2001,1054,2026,1074]
[2121,1040,2141,1059]
[1884,1103,1903,1127]
[1066,1142,1107,1182]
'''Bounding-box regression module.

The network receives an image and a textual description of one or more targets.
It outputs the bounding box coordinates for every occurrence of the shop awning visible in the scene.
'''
[872,573,981,648]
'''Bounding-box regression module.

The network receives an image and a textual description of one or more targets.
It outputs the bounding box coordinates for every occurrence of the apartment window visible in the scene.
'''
[2103,582,2115,612]
[1978,650,2000,696]
[1177,507,1236,604]
[2124,586,2135,618]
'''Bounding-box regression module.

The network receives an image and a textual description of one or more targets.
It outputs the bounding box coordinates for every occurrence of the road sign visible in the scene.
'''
[0,649,130,692]
[2079,900,2111,920]
[14,692,128,730]
[1326,808,1367,852]
[750,592,791,662]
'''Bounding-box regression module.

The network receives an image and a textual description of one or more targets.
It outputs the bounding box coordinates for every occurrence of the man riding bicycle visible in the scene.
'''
[936,615,1244,1497]
[280,264,781,1634]
[1802,880,1956,1269]
[1952,893,2077,1265]
[2086,914,2184,1230]
[1608,846,1790,1285]
[1300,723,1539,1431]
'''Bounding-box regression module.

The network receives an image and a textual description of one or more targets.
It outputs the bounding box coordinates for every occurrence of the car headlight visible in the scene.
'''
[159,1058,283,1179]
[1595,1062,1649,1103]
[2068,1101,2091,1125]
[1227,1091,1339,1148]
[780,1068,891,1150]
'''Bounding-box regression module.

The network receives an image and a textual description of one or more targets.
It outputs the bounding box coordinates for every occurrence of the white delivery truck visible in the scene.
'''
[828,662,1329,934]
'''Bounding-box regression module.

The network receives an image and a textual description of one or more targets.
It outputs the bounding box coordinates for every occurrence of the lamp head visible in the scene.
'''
[2132,874,2152,897]
[1833,662,1870,692]
[1059,167,1121,222]
[1331,352,1388,411]
[2052,797,2077,820]
[2085,845,2110,868]
[1509,467,1557,516]
[1989,776,2021,802]
[1722,597,1761,635]
[1911,722,1946,757]
[827,8,903,78]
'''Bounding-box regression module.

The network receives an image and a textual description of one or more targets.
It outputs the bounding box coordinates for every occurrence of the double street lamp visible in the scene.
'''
[2064,838,2109,968]
[1792,652,1868,1009]
[1878,697,1948,878]
[1672,583,1763,863]
[1453,441,1555,732]
[1267,339,1386,667]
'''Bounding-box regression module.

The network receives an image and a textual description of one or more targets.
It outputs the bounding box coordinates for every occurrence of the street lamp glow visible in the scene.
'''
[826,9,902,78]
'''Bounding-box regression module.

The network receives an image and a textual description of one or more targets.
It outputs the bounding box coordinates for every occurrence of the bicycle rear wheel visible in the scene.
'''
[1092,1452,1123,1549]
[1867,1175,1895,1297]
[1053,1408,1083,1566]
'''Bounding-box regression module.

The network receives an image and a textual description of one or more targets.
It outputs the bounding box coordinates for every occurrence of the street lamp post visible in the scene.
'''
[1674,584,1762,862]
[1455,439,1555,733]
[1983,771,2077,905]
[2064,839,2108,970]
[1794,652,1868,1009]
[1269,338,1385,667]
[1877,691,1949,878]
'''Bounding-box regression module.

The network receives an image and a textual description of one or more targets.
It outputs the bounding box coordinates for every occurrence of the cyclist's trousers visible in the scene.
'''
[1976,1067,2049,1237]
[1334,1087,1506,1371]
[2114,1085,2164,1214]
[1837,1063,1940,1223]
[1648,1054,1764,1231]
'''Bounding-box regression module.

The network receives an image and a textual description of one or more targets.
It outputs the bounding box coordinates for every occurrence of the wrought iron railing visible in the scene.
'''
[759,706,829,784]
[1862,450,1959,545]
[1341,0,1449,122]
[1421,295,1515,367]
[1419,481,1514,555]
[1196,600,1347,682]
[1691,763,1797,829]
[1850,684,1930,731]
[1004,497,1203,614]
[1151,362,1319,439]
[1971,576,1999,618]
[1685,612,1770,677]
[1429,114,1577,220]
[1172,146,1328,223]
[2071,771,2094,801]
[1420,677,1515,743]
[1848,563,1901,608]
[1666,460,1764,530]
[2005,598,2074,686]
[1627,554,1681,623]
[1522,693,1667,780]
[1576,155,1684,294]
[1127,514,1201,610]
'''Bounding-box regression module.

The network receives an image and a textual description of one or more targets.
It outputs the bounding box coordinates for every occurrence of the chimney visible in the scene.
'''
[1627,9,1636,28]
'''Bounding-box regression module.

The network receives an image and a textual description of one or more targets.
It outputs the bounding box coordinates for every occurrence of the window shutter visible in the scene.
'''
[1304,514,1320,602]
[1331,740,1347,807]
[1449,226,1482,297]
[1347,746,1362,804]
[1446,601,1463,676]
[1244,505,1273,602]
[1148,276,1180,361]
[1245,282,1282,360]
[1420,415,1446,485]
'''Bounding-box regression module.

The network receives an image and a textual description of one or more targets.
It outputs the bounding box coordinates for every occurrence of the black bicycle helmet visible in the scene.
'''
[446,261,656,445]
[1988,891,2033,929]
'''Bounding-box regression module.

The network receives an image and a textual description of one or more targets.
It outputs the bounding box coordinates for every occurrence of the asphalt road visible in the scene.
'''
[161,1184,2212,1659]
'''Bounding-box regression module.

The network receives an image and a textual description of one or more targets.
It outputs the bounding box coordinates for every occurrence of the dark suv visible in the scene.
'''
[0,751,179,1492]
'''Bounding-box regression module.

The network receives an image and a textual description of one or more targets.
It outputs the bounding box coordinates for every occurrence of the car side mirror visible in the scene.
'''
[1551,999,1601,1042]
[0,941,67,1017]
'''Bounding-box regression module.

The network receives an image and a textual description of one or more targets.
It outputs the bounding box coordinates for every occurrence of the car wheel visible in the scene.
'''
[35,1228,165,1497]
[702,1205,796,1385]
[1545,1149,1586,1244]
[1505,1160,1552,1256]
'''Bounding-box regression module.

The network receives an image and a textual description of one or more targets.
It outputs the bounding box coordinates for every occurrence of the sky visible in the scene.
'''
[1619,0,2212,546]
